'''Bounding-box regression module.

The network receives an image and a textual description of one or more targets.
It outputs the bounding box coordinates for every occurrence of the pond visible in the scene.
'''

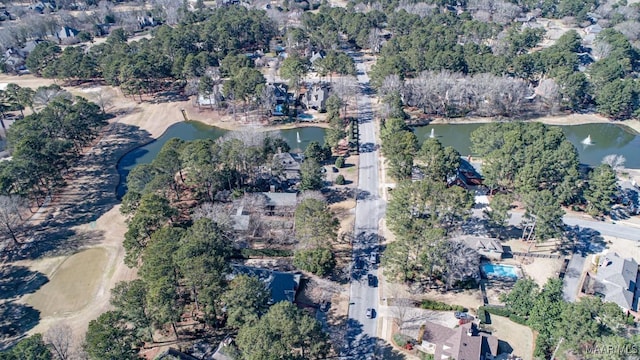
[116,121,327,197]
[414,123,640,168]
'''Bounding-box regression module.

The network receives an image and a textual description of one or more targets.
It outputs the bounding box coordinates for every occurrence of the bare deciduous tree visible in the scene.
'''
[379,74,404,101]
[602,154,626,171]
[33,86,72,111]
[443,241,480,290]
[493,1,521,24]
[592,40,612,61]
[299,190,325,203]
[367,28,382,54]
[44,323,73,360]
[391,297,414,331]
[223,128,268,147]
[89,87,115,113]
[0,195,26,246]
[192,202,234,230]
[396,1,436,17]
[535,78,561,114]
[332,75,358,118]
[614,21,640,42]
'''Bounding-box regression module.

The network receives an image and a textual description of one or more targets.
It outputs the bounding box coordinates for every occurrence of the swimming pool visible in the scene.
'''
[481,263,519,280]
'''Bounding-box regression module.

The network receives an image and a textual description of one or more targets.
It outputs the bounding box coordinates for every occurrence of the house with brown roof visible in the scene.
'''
[420,322,500,360]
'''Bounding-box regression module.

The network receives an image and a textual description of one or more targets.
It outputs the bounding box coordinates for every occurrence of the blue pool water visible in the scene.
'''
[482,263,519,279]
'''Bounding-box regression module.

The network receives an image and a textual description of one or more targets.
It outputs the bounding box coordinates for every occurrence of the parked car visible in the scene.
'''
[369,251,378,264]
[454,311,473,320]
[366,308,374,318]
[367,274,377,287]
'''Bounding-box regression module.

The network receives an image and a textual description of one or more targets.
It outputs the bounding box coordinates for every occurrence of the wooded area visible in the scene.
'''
[500,278,639,358]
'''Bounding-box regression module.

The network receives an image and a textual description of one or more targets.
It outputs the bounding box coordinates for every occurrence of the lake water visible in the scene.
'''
[116,120,640,197]
[414,123,640,168]
[116,121,327,196]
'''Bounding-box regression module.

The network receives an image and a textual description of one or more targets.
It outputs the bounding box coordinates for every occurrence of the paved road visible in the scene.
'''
[343,53,384,359]
[505,210,640,301]
[508,211,640,241]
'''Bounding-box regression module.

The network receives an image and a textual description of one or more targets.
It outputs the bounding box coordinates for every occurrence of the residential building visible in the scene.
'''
[309,50,325,66]
[594,252,639,313]
[459,236,504,260]
[57,26,79,41]
[231,206,250,232]
[420,322,500,360]
[272,150,304,184]
[301,83,329,112]
[447,158,484,189]
[260,191,297,216]
[231,265,301,304]
[268,83,292,116]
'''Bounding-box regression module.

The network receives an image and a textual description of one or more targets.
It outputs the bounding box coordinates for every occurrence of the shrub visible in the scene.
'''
[420,299,465,312]
[509,313,528,325]
[626,316,636,326]
[393,333,412,347]
[293,247,335,276]
[420,353,435,360]
[477,307,489,324]
[335,156,345,168]
[335,174,345,185]
[239,248,293,258]
[484,306,512,317]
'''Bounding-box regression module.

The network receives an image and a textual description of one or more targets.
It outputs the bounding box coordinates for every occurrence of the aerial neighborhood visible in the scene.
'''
[2,0,640,359]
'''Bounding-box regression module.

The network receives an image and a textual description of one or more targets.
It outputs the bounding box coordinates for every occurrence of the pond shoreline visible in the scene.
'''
[421,113,640,135]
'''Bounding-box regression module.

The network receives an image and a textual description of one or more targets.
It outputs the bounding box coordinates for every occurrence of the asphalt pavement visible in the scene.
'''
[342,53,384,359]
[508,210,640,241]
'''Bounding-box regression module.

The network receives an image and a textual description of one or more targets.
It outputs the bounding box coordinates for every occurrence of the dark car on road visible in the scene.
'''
[367,274,377,287]
[366,308,375,318]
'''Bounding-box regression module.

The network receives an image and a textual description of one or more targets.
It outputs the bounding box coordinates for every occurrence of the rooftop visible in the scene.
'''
[422,322,499,360]
[595,252,639,310]
[260,192,297,207]
[231,265,301,304]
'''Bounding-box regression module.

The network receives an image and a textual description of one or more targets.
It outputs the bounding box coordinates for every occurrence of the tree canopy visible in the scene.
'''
[236,301,330,360]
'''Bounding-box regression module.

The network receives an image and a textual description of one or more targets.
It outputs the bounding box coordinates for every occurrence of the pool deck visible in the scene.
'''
[481,263,523,280]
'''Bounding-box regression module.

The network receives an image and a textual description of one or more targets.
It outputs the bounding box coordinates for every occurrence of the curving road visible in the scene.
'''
[342,53,385,359]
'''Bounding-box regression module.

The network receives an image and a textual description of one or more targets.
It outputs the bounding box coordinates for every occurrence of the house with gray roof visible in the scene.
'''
[594,252,639,313]
[301,83,329,112]
[272,151,303,182]
[57,26,79,42]
[421,322,500,360]
[231,265,301,304]
[258,191,297,216]
[231,206,250,232]
[459,236,504,260]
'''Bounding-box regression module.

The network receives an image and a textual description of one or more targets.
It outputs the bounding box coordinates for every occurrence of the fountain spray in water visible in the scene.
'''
[296,131,301,143]
[581,135,592,145]
[429,128,435,138]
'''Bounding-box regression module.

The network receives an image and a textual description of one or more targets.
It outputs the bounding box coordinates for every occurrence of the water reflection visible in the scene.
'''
[414,123,640,168]
[116,121,327,196]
